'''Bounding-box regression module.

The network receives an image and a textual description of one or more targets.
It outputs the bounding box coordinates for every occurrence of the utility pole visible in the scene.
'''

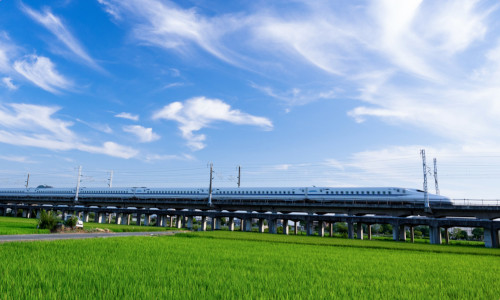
[25,173,30,189]
[237,165,241,188]
[75,166,82,202]
[433,158,440,195]
[108,170,113,188]
[208,162,213,206]
[420,150,430,212]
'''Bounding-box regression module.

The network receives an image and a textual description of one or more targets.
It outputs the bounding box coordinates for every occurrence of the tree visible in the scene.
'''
[64,216,78,229]
[38,210,59,232]
[472,228,484,240]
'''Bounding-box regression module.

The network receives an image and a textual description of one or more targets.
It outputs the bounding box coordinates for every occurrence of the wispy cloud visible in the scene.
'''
[143,153,194,162]
[97,0,243,64]
[2,77,17,90]
[153,96,272,150]
[75,118,113,134]
[21,4,100,69]
[0,31,16,73]
[13,55,72,93]
[115,112,139,121]
[0,155,35,163]
[249,82,338,108]
[0,103,138,159]
[123,125,160,143]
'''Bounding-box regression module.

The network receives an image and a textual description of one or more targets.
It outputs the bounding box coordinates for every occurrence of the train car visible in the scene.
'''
[0,186,452,205]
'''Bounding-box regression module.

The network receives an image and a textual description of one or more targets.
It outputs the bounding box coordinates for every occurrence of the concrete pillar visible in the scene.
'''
[61,210,67,220]
[120,214,128,225]
[357,223,364,240]
[484,228,499,248]
[283,220,289,235]
[258,219,265,233]
[392,225,400,241]
[244,218,252,232]
[429,225,442,245]
[306,220,314,236]
[99,212,106,224]
[399,225,406,242]
[211,217,216,231]
[143,214,150,226]
[240,218,245,231]
[319,221,325,237]
[269,219,277,234]
[228,217,235,231]
[176,216,182,229]
[367,225,372,240]
[347,221,354,239]
[329,223,334,237]
[136,213,142,226]
[445,228,450,244]
[410,226,415,243]
[200,216,207,231]
[156,215,163,227]
[161,216,167,227]
[26,209,32,218]
[115,213,122,225]
[22,209,27,218]
[187,217,193,229]
[36,210,41,219]
[215,217,221,230]
[169,216,173,227]
[294,221,298,235]
[107,213,112,224]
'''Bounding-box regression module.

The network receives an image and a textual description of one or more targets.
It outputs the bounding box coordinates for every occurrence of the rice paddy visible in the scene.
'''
[0,230,498,299]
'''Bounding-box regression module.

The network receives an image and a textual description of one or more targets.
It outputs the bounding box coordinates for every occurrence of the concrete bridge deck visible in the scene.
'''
[0,195,499,248]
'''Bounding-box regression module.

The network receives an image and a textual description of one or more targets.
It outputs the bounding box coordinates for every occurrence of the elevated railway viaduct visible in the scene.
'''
[1,195,499,248]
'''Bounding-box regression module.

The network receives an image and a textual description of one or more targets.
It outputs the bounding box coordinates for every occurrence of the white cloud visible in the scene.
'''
[21,4,99,69]
[249,82,338,107]
[2,77,17,90]
[0,155,35,163]
[0,31,15,73]
[348,106,409,123]
[153,96,273,150]
[0,103,138,159]
[115,112,139,121]
[143,153,194,161]
[76,118,113,134]
[13,55,72,93]
[123,125,160,143]
[97,0,243,64]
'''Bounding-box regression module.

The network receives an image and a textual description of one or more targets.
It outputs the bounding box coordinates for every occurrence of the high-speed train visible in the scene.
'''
[0,186,452,204]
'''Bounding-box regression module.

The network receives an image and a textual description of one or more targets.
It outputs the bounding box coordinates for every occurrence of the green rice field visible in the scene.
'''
[0,230,499,299]
[0,216,173,235]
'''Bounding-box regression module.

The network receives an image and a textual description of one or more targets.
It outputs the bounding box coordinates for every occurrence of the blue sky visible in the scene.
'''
[1,0,500,199]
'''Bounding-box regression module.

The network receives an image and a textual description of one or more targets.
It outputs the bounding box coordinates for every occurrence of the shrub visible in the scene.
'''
[38,210,59,232]
[64,216,78,229]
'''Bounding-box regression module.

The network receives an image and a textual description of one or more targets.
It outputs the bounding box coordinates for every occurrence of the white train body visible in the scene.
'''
[0,186,452,204]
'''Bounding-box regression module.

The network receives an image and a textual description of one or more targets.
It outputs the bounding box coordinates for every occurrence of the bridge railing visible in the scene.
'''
[451,199,500,206]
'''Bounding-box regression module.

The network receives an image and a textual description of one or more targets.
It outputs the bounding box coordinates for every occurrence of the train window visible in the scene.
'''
[383,191,386,194]
[377,191,380,194]
[388,191,391,195]
[356,191,359,195]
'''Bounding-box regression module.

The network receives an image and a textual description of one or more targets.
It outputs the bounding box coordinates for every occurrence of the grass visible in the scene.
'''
[0,216,173,234]
[0,217,49,235]
[0,231,498,299]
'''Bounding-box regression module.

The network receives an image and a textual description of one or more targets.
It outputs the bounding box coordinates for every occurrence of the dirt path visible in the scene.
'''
[0,231,187,243]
